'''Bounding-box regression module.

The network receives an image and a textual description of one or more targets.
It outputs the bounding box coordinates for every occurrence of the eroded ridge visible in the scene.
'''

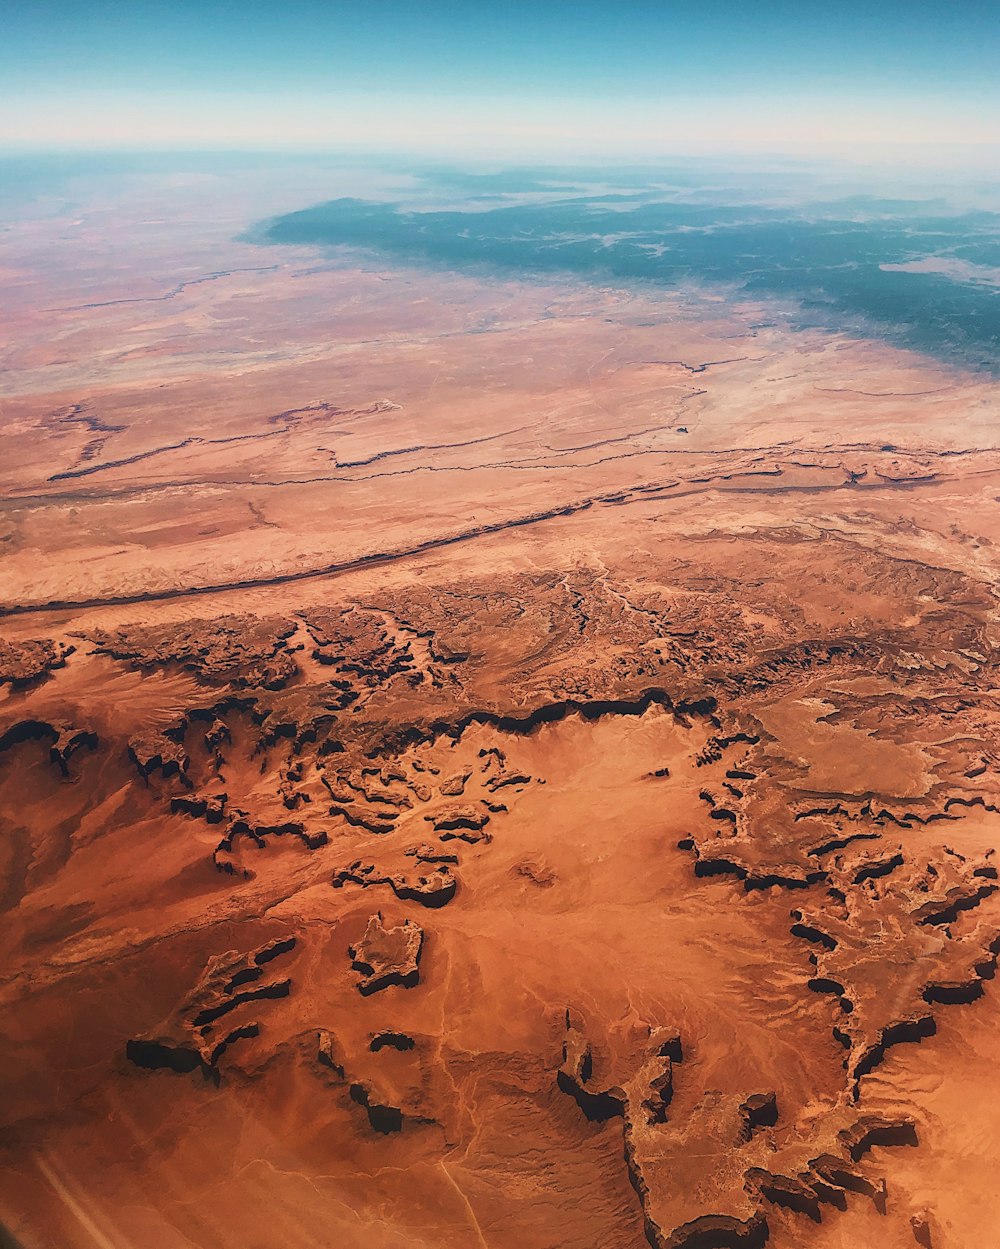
[0,637,74,689]
[791,848,1000,1099]
[126,936,297,1080]
[4,521,1000,1248]
[0,715,97,776]
[557,1012,918,1248]
[89,615,300,690]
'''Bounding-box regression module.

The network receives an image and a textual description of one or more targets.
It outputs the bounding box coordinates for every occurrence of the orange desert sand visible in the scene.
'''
[2,175,1000,1249]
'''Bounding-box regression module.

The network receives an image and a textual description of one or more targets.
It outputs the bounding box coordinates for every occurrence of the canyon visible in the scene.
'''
[2,166,1000,1249]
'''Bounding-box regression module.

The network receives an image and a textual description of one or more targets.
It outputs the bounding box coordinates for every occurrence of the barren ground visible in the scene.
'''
[2,172,1000,1249]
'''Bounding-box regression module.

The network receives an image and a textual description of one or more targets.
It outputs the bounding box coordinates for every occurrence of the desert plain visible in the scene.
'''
[2,167,1000,1249]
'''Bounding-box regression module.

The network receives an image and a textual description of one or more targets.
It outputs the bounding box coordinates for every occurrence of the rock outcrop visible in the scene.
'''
[348,913,424,995]
[126,937,297,1080]
[557,1012,918,1248]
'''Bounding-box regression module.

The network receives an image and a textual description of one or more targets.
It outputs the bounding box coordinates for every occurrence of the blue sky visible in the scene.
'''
[3,1,999,154]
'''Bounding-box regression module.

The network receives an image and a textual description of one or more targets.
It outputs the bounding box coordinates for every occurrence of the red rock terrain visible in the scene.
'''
[1,171,1000,1249]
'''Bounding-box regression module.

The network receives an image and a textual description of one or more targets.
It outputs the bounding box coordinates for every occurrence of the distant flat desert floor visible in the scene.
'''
[2,170,1000,1249]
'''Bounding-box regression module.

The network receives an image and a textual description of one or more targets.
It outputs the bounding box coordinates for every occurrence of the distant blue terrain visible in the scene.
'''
[260,169,1000,371]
